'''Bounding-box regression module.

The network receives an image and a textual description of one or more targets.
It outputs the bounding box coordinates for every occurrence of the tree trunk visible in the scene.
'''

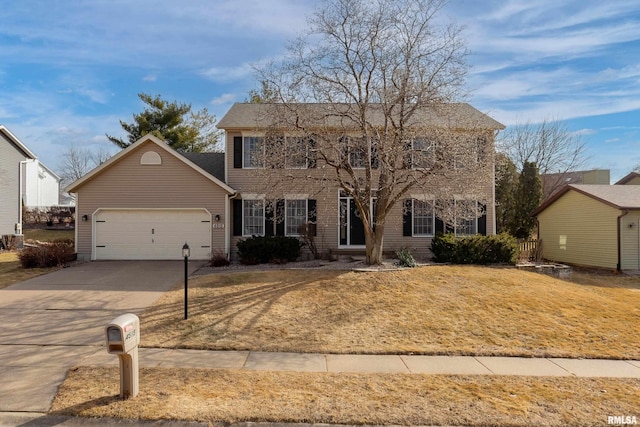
[365,225,384,265]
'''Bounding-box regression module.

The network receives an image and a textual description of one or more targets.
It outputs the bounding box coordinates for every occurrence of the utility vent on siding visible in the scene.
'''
[140,151,162,165]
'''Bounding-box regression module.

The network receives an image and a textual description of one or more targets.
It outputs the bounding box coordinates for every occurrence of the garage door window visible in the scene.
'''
[243,199,265,236]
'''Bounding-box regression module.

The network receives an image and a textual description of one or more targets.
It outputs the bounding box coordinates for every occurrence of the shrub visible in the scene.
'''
[430,233,518,265]
[209,250,230,267]
[395,247,417,268]
[237,235,303,265]
[18,240,75,268]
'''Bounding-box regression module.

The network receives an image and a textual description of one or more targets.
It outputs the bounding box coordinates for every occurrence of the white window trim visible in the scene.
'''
[242,135,265,169]
[284,136,309,170]
[411,138,434,170]
[242,198,265,237]
[454,200,478,237]
[284,199,308,237]
[412,199,435,237]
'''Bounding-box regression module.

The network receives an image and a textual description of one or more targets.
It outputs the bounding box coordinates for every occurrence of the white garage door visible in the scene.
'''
[94,209,211,260]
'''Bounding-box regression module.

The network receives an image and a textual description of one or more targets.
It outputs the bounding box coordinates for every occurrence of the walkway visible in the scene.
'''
[86,347,640,378]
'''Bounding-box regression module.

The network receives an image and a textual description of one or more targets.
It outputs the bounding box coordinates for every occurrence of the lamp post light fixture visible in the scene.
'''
[182,242,190,320]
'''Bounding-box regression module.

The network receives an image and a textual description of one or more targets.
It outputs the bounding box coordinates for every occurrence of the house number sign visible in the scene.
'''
[212,223,225,229]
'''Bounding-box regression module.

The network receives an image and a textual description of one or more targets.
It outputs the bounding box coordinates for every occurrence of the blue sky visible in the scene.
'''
[0,0,639,182]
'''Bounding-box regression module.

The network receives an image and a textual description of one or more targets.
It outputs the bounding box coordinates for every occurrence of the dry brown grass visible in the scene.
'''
[51,366,640,426]
[0,252,57,290]
[141,266,640,359]
[23,228,74,243]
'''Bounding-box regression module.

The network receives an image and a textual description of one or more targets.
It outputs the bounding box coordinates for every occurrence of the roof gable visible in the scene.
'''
[66,135,234,194]
[0,126,37,159]
[615,172,640,185]
[533,184,640,216]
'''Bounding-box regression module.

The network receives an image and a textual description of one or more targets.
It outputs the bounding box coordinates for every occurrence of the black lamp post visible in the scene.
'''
[182,242,190,320]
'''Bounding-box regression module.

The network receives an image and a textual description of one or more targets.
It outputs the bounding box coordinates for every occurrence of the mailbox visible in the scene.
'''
[105,313,140,399]
[106,313,140,354]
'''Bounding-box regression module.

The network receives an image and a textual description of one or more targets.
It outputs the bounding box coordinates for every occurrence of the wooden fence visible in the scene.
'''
[518,239,542,263]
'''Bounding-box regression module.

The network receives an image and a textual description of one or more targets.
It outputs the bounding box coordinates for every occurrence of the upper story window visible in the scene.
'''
[286,137,309,169]
[243,136,264,168]
[412,138,435,169]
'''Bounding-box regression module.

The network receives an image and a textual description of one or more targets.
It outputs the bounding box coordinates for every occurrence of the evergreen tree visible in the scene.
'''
[510,161,542,239]
[106,93,221,152]
[495,153,518,234]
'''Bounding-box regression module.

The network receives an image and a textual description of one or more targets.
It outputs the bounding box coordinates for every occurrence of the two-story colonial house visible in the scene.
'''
[68,103,503,261]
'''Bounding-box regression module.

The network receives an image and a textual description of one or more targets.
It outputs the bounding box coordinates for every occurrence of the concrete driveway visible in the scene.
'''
[0,261,201,414]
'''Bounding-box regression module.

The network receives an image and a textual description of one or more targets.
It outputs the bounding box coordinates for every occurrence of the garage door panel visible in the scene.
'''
[94,209,211,260]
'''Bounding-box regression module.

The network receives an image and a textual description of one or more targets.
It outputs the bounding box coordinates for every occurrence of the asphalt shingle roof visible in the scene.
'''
[217,103,505,131]
[181,152,225,182]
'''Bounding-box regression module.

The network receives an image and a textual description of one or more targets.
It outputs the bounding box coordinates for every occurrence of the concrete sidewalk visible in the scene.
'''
[84,347,640,378]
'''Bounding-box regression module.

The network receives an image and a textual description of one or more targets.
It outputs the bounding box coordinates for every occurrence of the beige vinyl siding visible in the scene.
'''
[621,176,640,185]
[75,140,228,259]
[227,131,495,260]
[0,134,27,235]
[537,190,619,269]
[620,212,640,270]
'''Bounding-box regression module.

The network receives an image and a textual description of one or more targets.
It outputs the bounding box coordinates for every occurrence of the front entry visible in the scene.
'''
[339,195,365,246]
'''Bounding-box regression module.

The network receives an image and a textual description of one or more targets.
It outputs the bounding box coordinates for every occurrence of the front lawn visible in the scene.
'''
[52,265,640,426]
[141,266,640,359]
[51,367,640,427]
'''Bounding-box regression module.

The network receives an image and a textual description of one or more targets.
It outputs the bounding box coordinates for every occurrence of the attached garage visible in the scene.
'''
[67,135,236,261]
[94,209,212,260]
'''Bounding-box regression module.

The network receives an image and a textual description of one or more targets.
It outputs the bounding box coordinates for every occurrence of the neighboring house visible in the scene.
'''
[0,126,36,237]
[23,159,61,208]
[533,184,640,271]
[541,169,610,201]
[68,103,503,261]
[614,171,640,185]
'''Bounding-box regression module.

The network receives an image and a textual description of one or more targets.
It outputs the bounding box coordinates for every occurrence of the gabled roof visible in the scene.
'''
[614,171,640,185]
[533,184,640,216]
[181,152,225,182]
[0,125,37,159]
[66,135,235,194]
[218,103,505,131]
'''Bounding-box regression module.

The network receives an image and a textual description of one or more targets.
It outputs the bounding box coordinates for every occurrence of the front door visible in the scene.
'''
[339,196,365,246]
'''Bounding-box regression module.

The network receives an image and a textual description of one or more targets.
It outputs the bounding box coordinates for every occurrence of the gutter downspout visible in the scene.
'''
[18,160,31,235]
[617,210,629,271]
[226,192,240,259]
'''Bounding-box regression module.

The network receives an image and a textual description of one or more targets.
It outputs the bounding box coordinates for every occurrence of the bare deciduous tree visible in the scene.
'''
[250,0,498,264]
[57,144,115,199]
[498,118,589,198]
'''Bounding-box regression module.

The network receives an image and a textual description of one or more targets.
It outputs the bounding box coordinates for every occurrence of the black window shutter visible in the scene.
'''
[276,200,285,236]
[265,201,275,236]
[403,199,412,236]
[403,140,412,169]
[371,139,379,169]
[478,203,487,236]
[233,199,242,236]
[308,199,317,236]
[233,136,243,168]
[435,217,444,234]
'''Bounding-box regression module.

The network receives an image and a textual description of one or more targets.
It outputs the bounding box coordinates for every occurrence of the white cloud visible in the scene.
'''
[210,93,237,105]
[143,74,157,82]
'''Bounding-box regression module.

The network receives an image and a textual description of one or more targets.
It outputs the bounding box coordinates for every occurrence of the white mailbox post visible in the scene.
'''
[105,313,140,399]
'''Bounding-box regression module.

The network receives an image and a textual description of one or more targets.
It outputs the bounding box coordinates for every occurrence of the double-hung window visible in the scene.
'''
[455,200,477,236]
[243,136,264,168]
[413,199,435,236]
[243,199,264,236]
[285,137,308,169]
[412,138,434,169]
[285,199,307,236]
